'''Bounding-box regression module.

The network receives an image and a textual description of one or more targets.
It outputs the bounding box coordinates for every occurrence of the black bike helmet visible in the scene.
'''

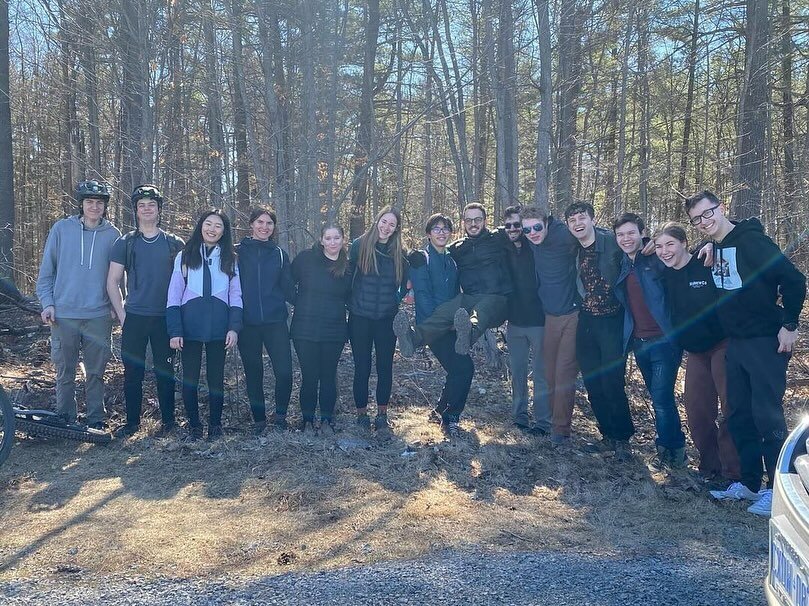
[75,180,111,202]
[131,184,164,210]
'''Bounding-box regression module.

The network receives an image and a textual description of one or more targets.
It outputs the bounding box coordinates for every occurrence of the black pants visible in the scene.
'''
[726,336,790,491]
[349,314,396,409]
[121,313,176,428]
[181,340,226,428]
[238,321,293,422]
[428,332,474,422]
[576,312,634,441]
[294,339,344,421]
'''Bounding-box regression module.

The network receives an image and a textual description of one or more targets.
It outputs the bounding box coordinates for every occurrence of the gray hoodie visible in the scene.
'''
[36,215,121,319]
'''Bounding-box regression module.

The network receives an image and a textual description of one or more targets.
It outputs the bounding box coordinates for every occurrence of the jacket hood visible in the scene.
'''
[239,236,279,251]
[720,217,764,245]
[69,215,116,232]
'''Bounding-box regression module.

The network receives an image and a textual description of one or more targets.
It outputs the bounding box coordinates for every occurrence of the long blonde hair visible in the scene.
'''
[357,206,406,284]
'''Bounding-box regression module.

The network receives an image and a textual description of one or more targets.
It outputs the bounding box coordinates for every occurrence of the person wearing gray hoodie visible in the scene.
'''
[36,181,121,429]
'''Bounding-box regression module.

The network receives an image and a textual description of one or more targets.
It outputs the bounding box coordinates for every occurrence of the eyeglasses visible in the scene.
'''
[134,186,161,200]
[430,226,451,234]
[504,222,522,230]
[689,204,721,226]
[522,224,544,234]
[463,216,485,225]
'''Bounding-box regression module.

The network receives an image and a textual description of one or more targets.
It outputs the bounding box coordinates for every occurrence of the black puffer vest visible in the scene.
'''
[349,240,401,319]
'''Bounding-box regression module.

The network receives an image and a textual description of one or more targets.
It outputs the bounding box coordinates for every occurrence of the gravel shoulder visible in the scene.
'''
[0,549,765,605]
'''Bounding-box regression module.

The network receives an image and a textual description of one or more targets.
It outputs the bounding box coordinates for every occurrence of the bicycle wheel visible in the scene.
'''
[0,387,15,466]
[14,418,112,444]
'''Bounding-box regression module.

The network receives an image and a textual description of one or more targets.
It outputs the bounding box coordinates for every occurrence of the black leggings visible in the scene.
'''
[238,321,293,422]
[349,314,396,409]
[294,339,344,421]
[181,340,226,427]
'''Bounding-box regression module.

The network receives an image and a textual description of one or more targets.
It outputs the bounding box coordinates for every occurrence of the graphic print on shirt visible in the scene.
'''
[711,247,742,291]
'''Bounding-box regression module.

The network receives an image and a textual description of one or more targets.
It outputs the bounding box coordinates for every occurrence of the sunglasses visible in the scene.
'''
[504,222,522,230]
[522,224,544,234]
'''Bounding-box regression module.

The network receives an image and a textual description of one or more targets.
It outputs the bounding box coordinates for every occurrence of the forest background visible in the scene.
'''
[0,0,807,291]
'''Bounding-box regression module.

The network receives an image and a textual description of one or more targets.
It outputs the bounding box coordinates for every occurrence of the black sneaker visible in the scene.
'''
[253,421,267,436]
[114,424,139,439]
[428,409,445,425]
[298,418,316,433]
[320,418,338,435]
[613,440,633,462]
[88,421,108,431]
[270,412,288,430]
[207,425,224,442]
[393,311,416,358]
[453,308,472,355]
[580,437,616,453]
[356,415,371,430]
[185,425,204,442]
[374,414,392,438]
[154,423,177,438]
[442,421,461,439]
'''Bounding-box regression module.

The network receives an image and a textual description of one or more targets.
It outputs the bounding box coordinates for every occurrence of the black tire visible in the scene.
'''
[0,387,14,466]
[14,418,112,444]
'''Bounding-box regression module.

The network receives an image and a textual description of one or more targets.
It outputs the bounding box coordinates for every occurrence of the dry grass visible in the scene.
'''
[0,310,806,581]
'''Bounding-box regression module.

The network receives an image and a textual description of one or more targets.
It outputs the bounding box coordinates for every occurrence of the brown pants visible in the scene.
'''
[683,340,741,480]
[543,311,579,437]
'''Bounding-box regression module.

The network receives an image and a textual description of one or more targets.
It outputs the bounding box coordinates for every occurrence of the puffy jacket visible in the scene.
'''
[349,238,409,319]
[614,251,674,353]
[410,244,459,325]
[166,245,243,342]
[448,228,513,297]
[290,245,352,343]
[236,237,294,326]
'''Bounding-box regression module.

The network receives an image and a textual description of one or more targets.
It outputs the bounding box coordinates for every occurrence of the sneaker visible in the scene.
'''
[647,449,669,473]
[270,412,288,430]
[298,418,316,433]
[374,414,392,437]
[668,446,687,469]
[320,418,338,435]
[114,424,139,439]
[551,433,571,446]
[747,489,773,517]
[513,421,533,434]
[529,426,549,436]
[185,425,204,442]
[613,440,633,462]
[453,308,472,355]
[393,311,416,358]
[154,423,177,438]
[442,421,461,439]
[88,421,108,431]
[253,421,267,436]
[356,415,371,430]
[428,408,446,425]
[581,437,616,453]
[207,425,223,442]
[709,482,762,501]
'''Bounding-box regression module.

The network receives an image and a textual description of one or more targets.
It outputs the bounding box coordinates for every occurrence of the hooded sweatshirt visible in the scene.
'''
[36,215,121,319]
[712,218,806,339]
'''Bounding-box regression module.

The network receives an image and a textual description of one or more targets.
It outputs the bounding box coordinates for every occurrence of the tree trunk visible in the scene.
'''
[534,0,552,214]
[677,0,700,195]
[556,0,582,209]
[0,0,14,283]
[637,5,650,217]
[202,0,225,208]
[780,0,796,242]
[231,0,251,216]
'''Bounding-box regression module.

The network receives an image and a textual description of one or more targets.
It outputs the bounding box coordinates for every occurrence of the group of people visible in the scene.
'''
[35,181,805,518]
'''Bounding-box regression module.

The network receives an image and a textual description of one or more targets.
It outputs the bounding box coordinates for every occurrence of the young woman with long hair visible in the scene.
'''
[290,224,352,433]
[166,209,243,441]
[348,206,409,435]
[236,207,295,434]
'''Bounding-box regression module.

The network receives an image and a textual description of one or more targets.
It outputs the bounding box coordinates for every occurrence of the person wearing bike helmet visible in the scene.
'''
[36,180,122,430]
[107,185,184,438]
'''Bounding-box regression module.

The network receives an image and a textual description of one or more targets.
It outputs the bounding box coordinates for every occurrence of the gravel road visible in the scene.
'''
[0,549,765,605]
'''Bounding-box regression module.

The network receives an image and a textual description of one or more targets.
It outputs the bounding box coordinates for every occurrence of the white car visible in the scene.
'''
[768,417,809,605]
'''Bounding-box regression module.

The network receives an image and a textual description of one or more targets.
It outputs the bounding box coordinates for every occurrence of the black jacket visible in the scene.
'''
[712,218,806,338]
[236,237,294,326]
[348,239,409,319]
[448,228,513,297]
[291,246,352,342]
[503,232,545,327]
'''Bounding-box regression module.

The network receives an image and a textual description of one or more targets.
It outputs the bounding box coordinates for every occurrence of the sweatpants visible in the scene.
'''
[576,312,634,441]
[683,340,740,480]
[725,336,790,491]
[50,316,112,425]
[427,331,474,422]
[121,313,176,429]
[294,339,345,421]
[507,323,550,431]
[238,321,293,422]
[349,314,396,409]
[543,311,579,437]
[412,293,508,347]
[181,340,226,428]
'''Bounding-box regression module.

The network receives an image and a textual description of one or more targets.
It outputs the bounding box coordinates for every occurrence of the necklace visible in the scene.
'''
[141,232,161,244]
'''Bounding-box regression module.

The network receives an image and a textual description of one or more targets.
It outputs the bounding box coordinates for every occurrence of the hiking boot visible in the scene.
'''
[114,424,139,439]
[393,311,416,358]
[356,414,371,430]
[207,425,223,442]
[374,414,392,437]
[747,489,773,517]
[253,421,267,436]
[613,440,633,462]
[647,447,670,473]
[581,437,615,453]
[453,308,472,355]
[270,412,288,430]
[154,423,177,438]
[428,408,445,425]
[709,482,762,501]
[442,420,461,439]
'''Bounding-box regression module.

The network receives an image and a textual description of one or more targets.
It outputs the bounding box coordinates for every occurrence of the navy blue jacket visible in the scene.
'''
[236,237,294,326]
[614,250,675,353]
[410,244,459,325]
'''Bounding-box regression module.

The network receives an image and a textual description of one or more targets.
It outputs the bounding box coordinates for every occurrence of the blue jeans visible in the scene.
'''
[632,337,685,449]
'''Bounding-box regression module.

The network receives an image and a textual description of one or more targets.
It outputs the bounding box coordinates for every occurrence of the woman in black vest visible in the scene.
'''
[290,225,352,433]
[349,206,409,435]
[236,207,295,434]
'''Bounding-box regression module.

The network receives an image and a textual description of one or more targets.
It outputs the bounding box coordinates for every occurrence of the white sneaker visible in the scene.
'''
[747,489,773,517]
[709,482,762,501]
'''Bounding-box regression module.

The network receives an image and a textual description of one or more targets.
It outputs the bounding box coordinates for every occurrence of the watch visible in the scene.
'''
[783,322,799,332]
